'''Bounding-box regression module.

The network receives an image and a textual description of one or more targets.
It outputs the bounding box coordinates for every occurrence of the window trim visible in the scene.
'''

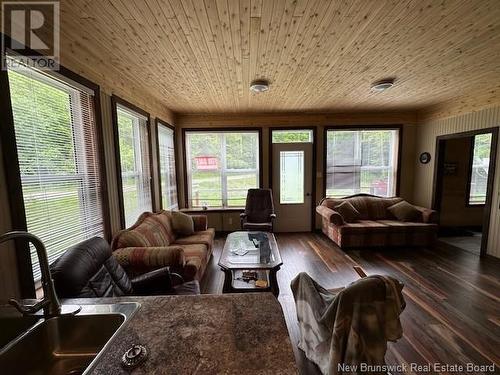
[181,127,263,208]
[155,118,180,210]
[465,133,492,207]
[323,125,403,198]
[111,95,155,229]
[0,44,110,297]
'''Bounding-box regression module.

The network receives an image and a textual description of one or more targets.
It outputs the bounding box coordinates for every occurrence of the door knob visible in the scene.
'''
[306,193,311,196]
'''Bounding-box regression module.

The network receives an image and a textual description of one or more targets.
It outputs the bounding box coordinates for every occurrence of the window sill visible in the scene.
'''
[181,207,244,213]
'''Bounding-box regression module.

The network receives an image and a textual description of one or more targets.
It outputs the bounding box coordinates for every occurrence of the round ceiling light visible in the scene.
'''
[250,80,270,93]
[371,79,395,92]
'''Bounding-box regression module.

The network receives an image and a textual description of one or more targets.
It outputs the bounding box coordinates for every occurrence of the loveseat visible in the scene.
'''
[111,210,215,281]
[316,194,438,249]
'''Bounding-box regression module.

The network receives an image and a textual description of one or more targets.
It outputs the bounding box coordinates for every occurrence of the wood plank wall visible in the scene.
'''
[175,111,418,230]
[414,105,500,257]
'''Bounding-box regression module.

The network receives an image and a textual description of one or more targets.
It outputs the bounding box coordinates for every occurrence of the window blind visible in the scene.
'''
[325,129,399,198]
[116,105,152,227]
[7,64,104,282]
[158,124,178,210]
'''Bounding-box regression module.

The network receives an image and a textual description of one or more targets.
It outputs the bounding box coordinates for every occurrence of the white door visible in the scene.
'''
[272,142,313,232]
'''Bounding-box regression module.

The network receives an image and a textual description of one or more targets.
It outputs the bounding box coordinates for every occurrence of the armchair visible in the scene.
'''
[240,188,276,232]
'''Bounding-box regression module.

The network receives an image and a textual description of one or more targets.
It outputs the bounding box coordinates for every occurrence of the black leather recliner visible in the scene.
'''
[50,237,200,298]
[240,188,276,232]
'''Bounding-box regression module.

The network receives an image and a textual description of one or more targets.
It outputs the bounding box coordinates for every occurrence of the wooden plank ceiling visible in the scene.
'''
[56,0,500,114]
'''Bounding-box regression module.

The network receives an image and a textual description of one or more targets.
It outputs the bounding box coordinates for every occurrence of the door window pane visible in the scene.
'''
[185,131,259,208]
[468,133,492,205]
[280,151,304,204]
[326,129,399,197]
[272,129,313,143]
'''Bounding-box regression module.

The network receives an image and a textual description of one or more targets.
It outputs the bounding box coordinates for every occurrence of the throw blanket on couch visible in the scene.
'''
[291,272,405,375]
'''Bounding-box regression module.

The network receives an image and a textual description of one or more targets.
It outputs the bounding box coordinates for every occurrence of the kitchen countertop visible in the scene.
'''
[65,293,298,374]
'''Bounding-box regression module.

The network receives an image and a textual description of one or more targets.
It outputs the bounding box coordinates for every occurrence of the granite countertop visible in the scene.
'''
[66,293,298,374]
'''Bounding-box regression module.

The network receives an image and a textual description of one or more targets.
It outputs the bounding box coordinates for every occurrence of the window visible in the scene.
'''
[468,133,492,205]
[325,129,399,197]
[7,62,105,281]
[280,151,304,204]
[157,120,178,210]
[272,129,313,143]
[185,130,260,208]
[113,99,153,228]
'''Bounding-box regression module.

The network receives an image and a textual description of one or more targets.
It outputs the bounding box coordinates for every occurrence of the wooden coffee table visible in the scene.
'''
[218,231,282,297]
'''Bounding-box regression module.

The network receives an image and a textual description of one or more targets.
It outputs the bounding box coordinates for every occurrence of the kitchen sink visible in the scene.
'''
[0,302,139,375]
[0,313,40,349]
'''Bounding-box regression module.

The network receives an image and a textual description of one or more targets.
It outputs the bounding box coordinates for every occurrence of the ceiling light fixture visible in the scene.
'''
[371,78,395,92]
[250,80,270,93]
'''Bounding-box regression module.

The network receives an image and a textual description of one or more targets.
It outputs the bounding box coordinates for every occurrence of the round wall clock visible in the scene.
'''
[419,152,431,164]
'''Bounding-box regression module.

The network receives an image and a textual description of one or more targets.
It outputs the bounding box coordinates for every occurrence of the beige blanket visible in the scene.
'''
[291,272,405,375]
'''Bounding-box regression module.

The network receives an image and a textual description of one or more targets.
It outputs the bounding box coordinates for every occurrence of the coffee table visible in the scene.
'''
[218,231,282,297]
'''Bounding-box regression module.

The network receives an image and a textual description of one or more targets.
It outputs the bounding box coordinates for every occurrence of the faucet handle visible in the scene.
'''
[9,298,49,316]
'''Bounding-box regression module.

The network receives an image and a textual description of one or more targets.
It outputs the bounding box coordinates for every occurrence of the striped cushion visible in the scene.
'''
[112,211,176,250]
[173,228,215,254]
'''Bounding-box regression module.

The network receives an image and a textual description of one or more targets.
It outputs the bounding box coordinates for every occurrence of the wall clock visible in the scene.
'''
[419,152,431,164]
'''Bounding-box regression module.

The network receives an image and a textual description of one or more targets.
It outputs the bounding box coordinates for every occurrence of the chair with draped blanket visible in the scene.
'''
[291,271,406,375]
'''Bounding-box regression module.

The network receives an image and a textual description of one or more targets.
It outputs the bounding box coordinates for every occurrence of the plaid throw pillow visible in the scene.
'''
[334,201,360,223]
[172,211,195,235]
[387,201,421,222]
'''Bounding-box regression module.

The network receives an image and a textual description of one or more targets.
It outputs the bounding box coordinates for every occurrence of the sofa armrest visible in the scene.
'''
[413,205,438,223]
[131,267,173,295]
[316,205,344,226]
[191,214,208,231]
[113,246,186,269]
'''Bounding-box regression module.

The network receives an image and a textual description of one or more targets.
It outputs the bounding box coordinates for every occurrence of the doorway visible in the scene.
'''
[432,127,498,255]
[270,129,315,232]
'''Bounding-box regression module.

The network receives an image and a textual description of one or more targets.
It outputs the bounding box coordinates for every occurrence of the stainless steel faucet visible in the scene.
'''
[0,231,61,317]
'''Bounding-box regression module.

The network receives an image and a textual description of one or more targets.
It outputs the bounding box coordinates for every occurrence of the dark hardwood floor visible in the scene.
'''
[200,233,500,375]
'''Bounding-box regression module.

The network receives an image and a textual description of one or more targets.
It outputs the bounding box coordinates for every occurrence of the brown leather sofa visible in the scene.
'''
[111,210,215,281]
[316,194,438,249]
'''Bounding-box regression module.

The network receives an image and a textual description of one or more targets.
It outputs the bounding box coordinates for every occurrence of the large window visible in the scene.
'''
[157,120,178,210]
[185,130,260,208]
[325,128,399,197]
[467,133,492,205]
[113,99,153,227]
[7,62,105,281]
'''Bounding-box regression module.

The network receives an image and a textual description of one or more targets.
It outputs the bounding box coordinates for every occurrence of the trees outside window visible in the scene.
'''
[7,65,104,281]
[468,133,492,205]
[157,122,178,209]
[114,103,152,227]
[185,131,260,208]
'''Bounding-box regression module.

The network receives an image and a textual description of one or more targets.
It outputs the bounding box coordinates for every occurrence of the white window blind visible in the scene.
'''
[326,129,399,197]
[116,105,152,227]
[7,64,104,282]
[185,131,259,208]
[158,124,178,210]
